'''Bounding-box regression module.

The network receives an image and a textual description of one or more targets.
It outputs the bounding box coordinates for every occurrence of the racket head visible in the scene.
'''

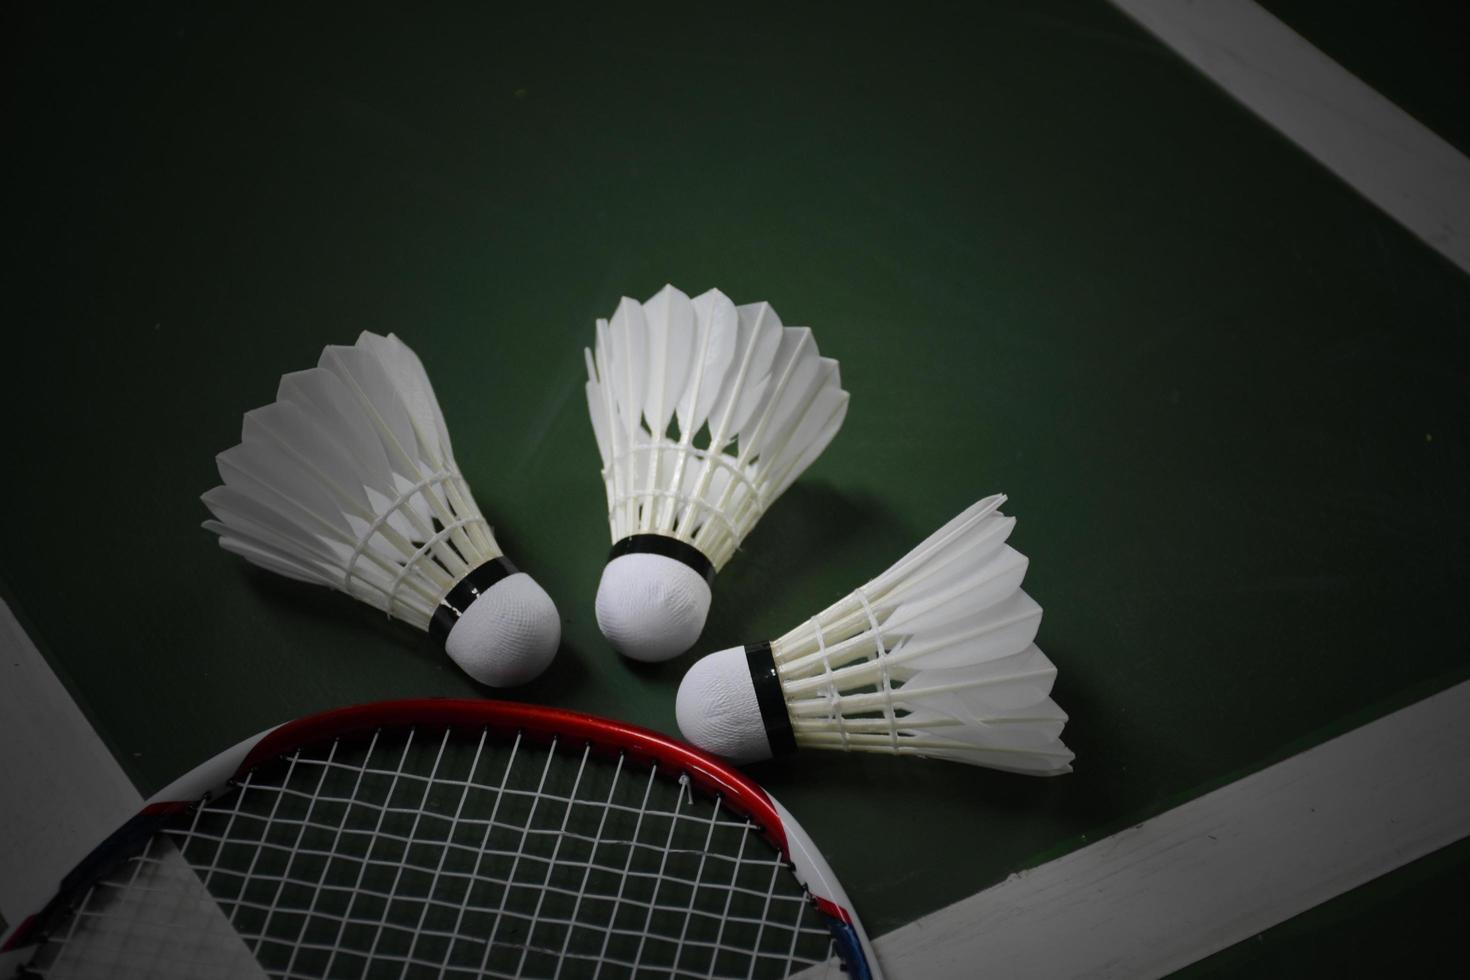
[3,699,878,979]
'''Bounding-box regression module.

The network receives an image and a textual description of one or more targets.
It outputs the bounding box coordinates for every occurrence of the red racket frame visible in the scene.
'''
[2,699,879,979]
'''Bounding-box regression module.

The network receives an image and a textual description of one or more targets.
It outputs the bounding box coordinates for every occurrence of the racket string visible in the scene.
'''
[26,725,838,979]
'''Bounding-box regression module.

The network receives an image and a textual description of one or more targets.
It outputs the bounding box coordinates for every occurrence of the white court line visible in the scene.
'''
[857,3,1470,974]
[0,600,141,926]
[862,679,1470,979]
[1111,0,1470,276]
[0,600,267,979]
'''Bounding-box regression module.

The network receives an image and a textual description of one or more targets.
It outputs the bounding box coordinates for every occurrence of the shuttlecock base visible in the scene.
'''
[595,552,711,662]
[443,572,561,687]
[676,645,776,762]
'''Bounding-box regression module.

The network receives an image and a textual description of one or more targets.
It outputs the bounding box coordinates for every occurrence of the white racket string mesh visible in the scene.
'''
[22,727,839,979]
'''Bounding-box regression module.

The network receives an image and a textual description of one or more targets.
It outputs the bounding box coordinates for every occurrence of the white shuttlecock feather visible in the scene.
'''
[585,284,848,662]
[202,332,560,687]
[676,495,1073,774]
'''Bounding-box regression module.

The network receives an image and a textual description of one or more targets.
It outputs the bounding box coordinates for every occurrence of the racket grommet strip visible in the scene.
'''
[745,641,797,757]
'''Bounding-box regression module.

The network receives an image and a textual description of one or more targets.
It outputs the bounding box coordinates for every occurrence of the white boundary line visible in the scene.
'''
[1110,0,1470,276]
[859,5,1470,974]
[0,600,141,927]
[865,679,1470,979]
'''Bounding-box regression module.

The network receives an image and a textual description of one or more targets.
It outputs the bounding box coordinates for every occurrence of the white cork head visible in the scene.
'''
[595,553,711,662]
[444,572,560,687]
[676,646,774,763]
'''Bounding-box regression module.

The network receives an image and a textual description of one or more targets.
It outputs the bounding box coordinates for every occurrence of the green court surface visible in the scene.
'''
[2,1,1467,973]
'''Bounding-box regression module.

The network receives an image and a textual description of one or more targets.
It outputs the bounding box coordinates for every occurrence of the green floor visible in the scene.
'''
[3,1,1467,970]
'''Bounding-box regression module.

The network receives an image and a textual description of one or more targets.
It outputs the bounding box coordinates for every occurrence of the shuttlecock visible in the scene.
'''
[676,495,1073,774]
[585,284,848,662]
[202,332,560,687]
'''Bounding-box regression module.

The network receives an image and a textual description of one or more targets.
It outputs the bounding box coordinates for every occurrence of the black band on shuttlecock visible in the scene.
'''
[607,534,716,586]
[745,641,797,757]
[429,557,518,646]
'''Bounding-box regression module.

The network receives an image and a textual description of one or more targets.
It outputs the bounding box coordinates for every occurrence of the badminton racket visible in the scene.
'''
[1,699,878,979]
